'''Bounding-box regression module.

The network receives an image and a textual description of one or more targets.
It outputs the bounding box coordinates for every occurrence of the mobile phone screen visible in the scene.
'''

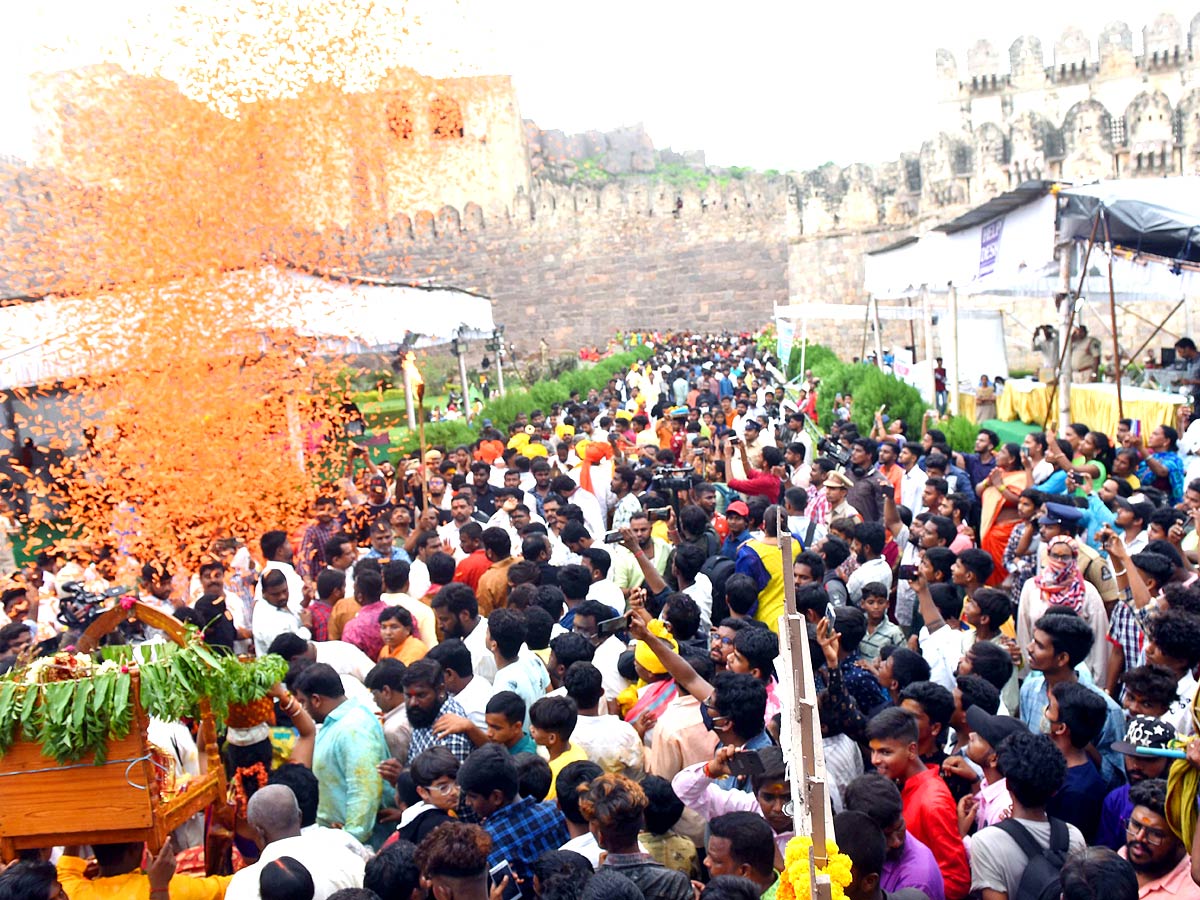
[489,861,522,900]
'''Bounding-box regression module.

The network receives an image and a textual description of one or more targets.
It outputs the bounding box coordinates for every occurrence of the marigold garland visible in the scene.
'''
[778,835,854,900]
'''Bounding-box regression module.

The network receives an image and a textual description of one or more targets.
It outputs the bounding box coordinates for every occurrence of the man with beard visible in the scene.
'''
[438,492,477,559]
[529,458,554,518]
[429,582,496,683]
[400,657,474,765]
[613,512,673,597]
[470,462,499,517]
[1120,779,1194,899]
[844,439,894,524]
[255,529,306,613]
[1095,717,1176,850]
[193,557,251,652]
[252,568,311,656]
[297,496,339,583]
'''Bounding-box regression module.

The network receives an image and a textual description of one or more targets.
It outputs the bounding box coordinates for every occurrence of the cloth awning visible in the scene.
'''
[0,266,495,390]
[866,178,1200,300]
[1059,178,1200,265]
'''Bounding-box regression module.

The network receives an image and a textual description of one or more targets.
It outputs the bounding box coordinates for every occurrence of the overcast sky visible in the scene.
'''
[4,0,1199,170]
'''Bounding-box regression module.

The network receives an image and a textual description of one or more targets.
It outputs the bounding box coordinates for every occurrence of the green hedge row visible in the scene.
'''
[790,341,980,452]
[388,345,654,454]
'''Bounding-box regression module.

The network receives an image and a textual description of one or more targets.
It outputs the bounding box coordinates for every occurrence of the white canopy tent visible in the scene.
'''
[0,266,495,390]
[861,178,1200,414]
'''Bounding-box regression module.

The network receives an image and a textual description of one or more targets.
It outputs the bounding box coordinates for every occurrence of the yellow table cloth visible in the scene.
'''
[997,379,1054,426]
[1068,383,1184,438]
[957,393,976,422]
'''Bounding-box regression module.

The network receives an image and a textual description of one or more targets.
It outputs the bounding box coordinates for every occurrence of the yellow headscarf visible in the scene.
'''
[633,619,677,676]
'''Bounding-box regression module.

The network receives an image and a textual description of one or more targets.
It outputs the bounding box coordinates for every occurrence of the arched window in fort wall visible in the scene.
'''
[386,96,414,141]
[431,96,464,139]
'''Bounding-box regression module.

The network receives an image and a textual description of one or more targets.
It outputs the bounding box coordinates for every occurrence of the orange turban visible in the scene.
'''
[475,439,505,464]
[578,440,614,495]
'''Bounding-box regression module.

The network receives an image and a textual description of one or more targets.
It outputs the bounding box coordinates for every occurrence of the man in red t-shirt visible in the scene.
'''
[868,706,970,900]
[452,522,489,590]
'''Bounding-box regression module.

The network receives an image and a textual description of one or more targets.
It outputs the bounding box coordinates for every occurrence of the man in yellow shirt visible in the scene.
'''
[530,695,589,801]
[57,838,230,900]
[733,504,801,633]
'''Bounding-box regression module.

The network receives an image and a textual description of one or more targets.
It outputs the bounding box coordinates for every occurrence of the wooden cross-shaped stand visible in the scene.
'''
[777,508,835,900]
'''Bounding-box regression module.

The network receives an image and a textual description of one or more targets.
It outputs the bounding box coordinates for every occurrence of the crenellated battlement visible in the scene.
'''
[366,175,794,247]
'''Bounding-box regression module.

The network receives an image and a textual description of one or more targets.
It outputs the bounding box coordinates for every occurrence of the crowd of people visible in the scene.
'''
[3,330,1200,900]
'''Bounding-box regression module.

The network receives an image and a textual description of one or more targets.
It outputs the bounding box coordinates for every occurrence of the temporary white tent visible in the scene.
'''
[0,266,495,390]
[864,177,1200,418]
[865,180,1200,302]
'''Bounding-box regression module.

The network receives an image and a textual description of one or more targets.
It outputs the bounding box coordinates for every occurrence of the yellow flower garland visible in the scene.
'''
[778,836,854,900]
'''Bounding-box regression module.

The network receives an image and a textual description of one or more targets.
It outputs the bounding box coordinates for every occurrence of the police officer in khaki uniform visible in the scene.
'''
[1035,502,1119,611]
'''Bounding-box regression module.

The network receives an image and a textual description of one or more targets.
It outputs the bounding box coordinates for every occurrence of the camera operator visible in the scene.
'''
[728,419,772,481]
[842,438,894,524]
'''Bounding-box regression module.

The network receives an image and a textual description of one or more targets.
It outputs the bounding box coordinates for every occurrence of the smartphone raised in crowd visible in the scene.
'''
[727,750,766,778]
[597,613,632,636]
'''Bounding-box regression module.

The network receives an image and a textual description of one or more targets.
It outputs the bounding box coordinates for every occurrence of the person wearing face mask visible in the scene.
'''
[1018,534,1109,685]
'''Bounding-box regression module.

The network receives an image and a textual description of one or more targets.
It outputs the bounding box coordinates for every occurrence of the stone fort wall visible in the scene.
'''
[12,13,1200,363]
[352,176,792,350]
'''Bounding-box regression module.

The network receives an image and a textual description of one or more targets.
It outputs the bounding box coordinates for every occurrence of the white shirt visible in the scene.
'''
[314,640,376,683]
[1031,458,1055,485]
[561,831,603,868]
[255,561,306,616]
[846,557,893,605]
[918,624,964,693]
[568,487,607,540]
[587,578,626,612]
[1168,669,1197,737]
[900,465,928,515]
[224,833,365,900]
[463,616,498,683]
[382,703,412,762]
[300,824,371,861]
[438,520,468,559]
[571,714,644,776]
[493,655,551,725]
[593,634,631,702]
[453,675,493,730]
[407,559,431,599]
[682,573,714,631]
[147,718,203,849]
[1121,529,1149,555]
[252,602,309,657]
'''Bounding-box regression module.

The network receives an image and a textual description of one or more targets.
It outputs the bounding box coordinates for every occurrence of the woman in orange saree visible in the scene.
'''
[978,442,1031,586]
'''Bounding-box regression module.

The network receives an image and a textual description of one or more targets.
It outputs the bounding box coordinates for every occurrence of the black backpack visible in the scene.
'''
[995,817,1070,900]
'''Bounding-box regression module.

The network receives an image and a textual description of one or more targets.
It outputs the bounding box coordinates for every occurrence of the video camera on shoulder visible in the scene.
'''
[816,437,851,467]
